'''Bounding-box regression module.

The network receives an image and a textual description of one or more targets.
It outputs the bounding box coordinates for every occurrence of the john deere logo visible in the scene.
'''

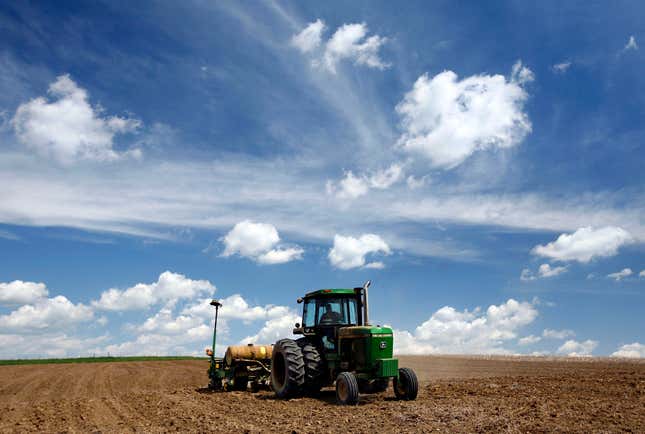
[379,341,387,349]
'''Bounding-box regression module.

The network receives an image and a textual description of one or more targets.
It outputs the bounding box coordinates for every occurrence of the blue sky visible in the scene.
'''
[0,1,643,358]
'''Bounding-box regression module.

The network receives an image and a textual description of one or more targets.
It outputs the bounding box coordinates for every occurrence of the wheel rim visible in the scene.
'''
[338,379,348,401]
[396,377,406,395]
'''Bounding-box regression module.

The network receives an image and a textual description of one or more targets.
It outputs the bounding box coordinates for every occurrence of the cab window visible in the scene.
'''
[302,297,358,326]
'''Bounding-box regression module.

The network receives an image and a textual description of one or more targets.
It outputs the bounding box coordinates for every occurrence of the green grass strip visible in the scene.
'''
[0,356,208,366]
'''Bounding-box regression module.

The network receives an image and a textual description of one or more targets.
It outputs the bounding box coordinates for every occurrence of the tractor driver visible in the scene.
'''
[320,303,343,324]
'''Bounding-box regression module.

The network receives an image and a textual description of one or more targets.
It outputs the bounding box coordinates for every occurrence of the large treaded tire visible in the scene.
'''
[393,367,418,401]
[271,339,305,398]
[296,338,325,395]
[336,372,359,405]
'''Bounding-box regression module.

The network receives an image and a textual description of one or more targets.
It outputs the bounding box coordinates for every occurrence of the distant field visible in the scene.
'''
[0,356,206,366]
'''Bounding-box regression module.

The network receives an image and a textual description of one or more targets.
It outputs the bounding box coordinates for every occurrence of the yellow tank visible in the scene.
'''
[225,344,273,365]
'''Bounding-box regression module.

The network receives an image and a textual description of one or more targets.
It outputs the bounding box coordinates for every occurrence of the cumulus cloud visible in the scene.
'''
[518,335,541,345]
[290,19,325,53]
[11,74,141,163]
[220,220,303,264]
[92,271,215,311]
[326,164,404,199]
[291,20,388,73]
[552,61,572,73]
[542,328,575,339]
[611,342,645,358]
[520,263,568,281]
[538,263,568,278]
[0,280,48,305]
[394,298,539,355]
[395,61,532,169]
[240,312,300,345]
[607,268,632,281]
[557,339,598,356]
[138,305,207,336]
[182,294,290,323]
[328,233,391,269]
[640,270,645,278]
[104,293,295,357]
[624,35,638,51]
[531,226,633,263]
[0,295,93,332]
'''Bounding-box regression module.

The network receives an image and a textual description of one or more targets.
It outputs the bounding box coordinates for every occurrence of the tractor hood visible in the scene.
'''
[338,326,393,337]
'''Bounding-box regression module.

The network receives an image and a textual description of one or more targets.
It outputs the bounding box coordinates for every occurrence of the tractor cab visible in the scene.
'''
[295,288,362,352]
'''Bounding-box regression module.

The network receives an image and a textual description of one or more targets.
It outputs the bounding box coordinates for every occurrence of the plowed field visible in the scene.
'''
[0,356,643,433]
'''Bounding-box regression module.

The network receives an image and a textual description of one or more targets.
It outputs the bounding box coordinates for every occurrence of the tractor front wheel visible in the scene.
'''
[393,367,418,400]
[271,339,305,398]
[336,372,359,405]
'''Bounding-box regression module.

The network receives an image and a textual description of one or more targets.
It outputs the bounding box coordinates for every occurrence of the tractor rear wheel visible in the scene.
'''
[335,372,359,405]
[271,339,305,398]
[393,367,418,400]
[297,338,325,395]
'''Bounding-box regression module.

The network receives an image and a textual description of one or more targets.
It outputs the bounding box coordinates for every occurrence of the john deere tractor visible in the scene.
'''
[270,281,418,405]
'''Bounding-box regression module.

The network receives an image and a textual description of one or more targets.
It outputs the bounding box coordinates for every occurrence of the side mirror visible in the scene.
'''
[295,323,300,328]
[297,297,303,304]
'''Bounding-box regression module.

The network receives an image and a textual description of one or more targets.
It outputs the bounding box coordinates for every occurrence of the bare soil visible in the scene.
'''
[0,355,643,433]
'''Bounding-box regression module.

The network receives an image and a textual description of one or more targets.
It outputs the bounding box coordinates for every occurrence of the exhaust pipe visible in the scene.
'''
[363,280,371,326]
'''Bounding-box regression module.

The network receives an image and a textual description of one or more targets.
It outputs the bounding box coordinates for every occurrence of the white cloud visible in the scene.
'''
[518,335,541,345]
[520,268,536,281]
[0,333,108,359]
[368,164,404,189]
[256,247,304,264]
[520,263,567,281]
[640,270,645,278]
[292,21,388,73]
[394,298,539,355]
[557,339,598,356]
[406,175,428,189]
[220,220,303,264]
[322,23,389,73]
[11,74,141,164]
[542,328,575,339]
[240,312,300,345]
[624,35,638,51]
[607,268,633,281]
[328,233,391,269]
[552,61,572,73]
[138,305,205,335]
[327,171,369,199]
[538,263,568,278]
[327,164,404,199]
[0,280,48,305]
[531,226,633,263]
[611,342,645,358]
[182,294,290,323]
[291,19,325,53]
[0,295,93,332]
[92,271,215,311]
[396,61,532,169]
[364,261,385,269]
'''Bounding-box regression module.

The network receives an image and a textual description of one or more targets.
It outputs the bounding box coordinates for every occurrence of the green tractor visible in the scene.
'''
[270,281,418,405]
